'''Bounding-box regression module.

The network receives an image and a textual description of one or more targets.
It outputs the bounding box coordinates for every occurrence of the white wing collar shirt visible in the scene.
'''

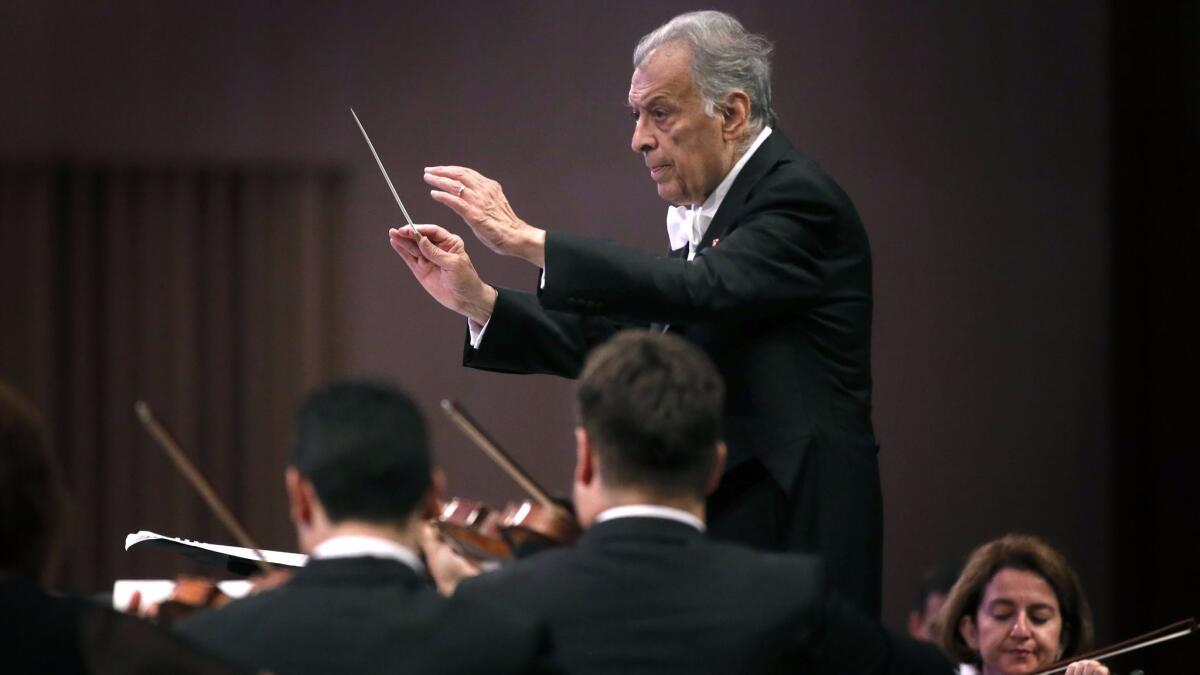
[469,126,772,347]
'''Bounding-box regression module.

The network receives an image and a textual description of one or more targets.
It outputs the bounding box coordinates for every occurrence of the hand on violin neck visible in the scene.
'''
[249,569,293,595]
[128,576,234,626]
[420,522,483,596]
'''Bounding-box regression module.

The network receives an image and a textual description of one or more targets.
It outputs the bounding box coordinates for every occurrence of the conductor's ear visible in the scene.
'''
[720,91,750,141]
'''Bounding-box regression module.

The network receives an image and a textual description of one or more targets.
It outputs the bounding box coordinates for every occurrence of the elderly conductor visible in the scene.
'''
[391,10,881,616]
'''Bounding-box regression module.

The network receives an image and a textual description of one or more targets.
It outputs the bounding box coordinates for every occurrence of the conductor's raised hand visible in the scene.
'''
[423,166,546,268]
[388,224,497,326]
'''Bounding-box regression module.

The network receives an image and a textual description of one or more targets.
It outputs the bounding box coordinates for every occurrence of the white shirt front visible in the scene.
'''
[594,504,705,532]
[310,534,425,574]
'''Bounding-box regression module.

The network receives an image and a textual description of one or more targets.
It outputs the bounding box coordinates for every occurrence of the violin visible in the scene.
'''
[151,577,233,624]
[497,497,579,557]
[127,570,294,625]
[433,496,579,562]
[437,400,581,558]
[435,496,511,560]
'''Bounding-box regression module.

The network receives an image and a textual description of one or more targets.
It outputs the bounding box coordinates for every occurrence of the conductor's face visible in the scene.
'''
[629,43,733,206]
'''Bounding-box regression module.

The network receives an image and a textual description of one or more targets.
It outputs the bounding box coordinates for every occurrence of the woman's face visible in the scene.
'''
[960,567,1065,675]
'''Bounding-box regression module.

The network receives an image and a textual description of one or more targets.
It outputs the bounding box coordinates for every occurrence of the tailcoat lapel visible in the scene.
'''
[693,130,792,257]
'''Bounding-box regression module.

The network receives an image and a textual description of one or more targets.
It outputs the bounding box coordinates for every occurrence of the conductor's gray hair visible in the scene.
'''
[633,11,776,138]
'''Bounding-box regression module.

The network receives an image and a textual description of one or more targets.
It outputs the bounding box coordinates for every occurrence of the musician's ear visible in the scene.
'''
[906,610,925,641]
[423,468,447,519]
[705,442,727,496]
[574,427,595,487]
[286,467,317,527]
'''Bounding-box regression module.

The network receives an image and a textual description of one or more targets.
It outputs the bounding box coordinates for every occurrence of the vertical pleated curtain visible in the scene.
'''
[0,162,345,593]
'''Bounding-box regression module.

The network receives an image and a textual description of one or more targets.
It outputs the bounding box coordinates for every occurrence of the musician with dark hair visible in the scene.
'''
[175,379,548,675]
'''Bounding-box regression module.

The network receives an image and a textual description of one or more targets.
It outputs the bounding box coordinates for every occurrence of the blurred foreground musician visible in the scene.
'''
[427,331,949,675]
[0,379,249,675]
[175,380,549,675]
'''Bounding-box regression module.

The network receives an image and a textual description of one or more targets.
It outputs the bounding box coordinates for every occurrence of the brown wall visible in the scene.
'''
[0,1,1114,635]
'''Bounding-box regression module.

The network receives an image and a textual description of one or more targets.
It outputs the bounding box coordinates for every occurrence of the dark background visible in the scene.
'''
[0,0,1195,655]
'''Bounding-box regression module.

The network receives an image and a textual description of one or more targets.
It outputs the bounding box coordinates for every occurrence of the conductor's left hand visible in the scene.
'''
[423,166,546,268]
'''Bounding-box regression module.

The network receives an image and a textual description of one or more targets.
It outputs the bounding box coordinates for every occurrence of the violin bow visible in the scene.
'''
[134,401,273,576]
[439,399,562,513]
[1033,617,1196,674]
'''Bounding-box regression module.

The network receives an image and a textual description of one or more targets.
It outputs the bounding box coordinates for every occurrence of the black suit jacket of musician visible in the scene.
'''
[463,130,880,611]
[174,556,549,675]
[456,517,948,675]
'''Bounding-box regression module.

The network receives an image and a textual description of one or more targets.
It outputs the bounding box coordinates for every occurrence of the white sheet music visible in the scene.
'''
[124,530,308,568]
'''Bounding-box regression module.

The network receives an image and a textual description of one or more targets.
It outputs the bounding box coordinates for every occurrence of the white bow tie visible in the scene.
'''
[666,204,700,252]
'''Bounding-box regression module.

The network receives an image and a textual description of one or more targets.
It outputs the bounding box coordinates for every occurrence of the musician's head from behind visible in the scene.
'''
[288,379,441,553]
[572,330,726,527]
[630,11,774,206]
[940,534,1094,675]
[0,379,66,583]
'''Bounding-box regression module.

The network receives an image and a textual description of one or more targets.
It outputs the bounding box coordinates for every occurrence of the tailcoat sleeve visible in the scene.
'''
[537,168,856,324]
[462,286,631,378]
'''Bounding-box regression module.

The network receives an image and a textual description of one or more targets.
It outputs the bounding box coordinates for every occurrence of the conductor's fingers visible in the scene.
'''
[410,223,458,244]
[423,165,485,189]
[389,234,425,271]
[416,234,459,268]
